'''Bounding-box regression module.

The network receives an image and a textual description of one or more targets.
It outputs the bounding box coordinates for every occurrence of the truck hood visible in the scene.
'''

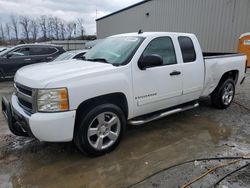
[15,60,115,88]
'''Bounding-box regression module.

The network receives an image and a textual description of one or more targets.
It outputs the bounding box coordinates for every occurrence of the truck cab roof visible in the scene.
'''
[110,31,195,38]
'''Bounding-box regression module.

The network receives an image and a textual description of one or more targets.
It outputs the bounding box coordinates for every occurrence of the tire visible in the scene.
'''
[210,79,235,109]
[74,103,126,157]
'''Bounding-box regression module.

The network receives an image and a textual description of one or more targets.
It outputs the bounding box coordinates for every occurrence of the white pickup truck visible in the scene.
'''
[2,32,247,156]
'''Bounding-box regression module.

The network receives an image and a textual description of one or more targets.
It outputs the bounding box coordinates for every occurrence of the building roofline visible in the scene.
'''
[96,0,152,21]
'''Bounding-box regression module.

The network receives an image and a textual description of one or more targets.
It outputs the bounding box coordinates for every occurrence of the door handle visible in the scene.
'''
[47,57,53,60]
[24,58,31,61]
[170,71,181,76]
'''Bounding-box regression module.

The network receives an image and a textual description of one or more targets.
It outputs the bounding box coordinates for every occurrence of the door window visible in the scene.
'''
[178,36,196,63]
[31,47,57,55]
[11,47,30,57]
[143,37,177,66]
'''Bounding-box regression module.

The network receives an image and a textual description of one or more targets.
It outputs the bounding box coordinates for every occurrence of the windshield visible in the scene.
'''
[0,47,7,53]
[85,39,103,49]
[84,36,144,65]
[53,51,79,61]
[0,46,14,57]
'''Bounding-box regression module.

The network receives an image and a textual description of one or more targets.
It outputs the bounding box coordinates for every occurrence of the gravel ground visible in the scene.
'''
[0,70,249,188]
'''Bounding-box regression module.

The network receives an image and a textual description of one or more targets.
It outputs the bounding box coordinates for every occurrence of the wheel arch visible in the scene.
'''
[74,92,129,130]
[219,70,239,85]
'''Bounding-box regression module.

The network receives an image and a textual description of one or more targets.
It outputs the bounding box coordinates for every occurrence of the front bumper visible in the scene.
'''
[2,94,76,142]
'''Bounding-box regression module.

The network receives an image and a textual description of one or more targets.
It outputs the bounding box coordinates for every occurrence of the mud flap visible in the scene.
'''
[1,96,28,136]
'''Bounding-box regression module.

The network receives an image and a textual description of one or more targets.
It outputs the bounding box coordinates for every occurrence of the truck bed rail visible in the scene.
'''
[203,52,244,59]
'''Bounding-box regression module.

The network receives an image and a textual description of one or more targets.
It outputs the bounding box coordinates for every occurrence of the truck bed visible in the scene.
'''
[201,52,246,97]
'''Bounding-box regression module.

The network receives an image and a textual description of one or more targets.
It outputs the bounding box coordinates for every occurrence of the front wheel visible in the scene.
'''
[74,103,126,157]
[210,79,235,109]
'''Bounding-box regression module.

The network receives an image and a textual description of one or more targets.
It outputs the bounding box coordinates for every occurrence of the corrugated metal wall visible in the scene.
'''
[44,40,88,51]
[96,0,250,52]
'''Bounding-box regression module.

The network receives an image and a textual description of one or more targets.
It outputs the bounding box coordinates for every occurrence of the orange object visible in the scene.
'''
[238,33,250,67]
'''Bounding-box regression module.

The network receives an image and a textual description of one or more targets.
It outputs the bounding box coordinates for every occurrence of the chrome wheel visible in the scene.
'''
[87,112,121,150]
[222,82,234,105]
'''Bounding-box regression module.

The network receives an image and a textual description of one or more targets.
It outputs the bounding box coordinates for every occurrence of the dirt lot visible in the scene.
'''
[0,71,249,188]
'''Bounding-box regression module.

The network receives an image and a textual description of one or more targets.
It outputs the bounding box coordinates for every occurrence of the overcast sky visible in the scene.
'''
[0,0,142,34]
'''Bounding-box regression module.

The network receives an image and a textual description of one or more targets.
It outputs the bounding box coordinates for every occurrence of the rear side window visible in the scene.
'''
[143,37,177,65]
[46,47,57,54]
[178,36,196,63]
[31,47,57,55]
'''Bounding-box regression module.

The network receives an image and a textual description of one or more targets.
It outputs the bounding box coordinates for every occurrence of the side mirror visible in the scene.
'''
[138,54,163,70]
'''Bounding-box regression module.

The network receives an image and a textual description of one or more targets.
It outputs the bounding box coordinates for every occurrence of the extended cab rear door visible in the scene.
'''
[132,35,183,117]
[177,35,204,102]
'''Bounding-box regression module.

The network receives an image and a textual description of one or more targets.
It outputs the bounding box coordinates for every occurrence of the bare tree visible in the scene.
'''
[47,16,54,39]
[39,15,47,40]
[0,24,5,42]
[66,22,75,39]
[76,18,85,37]
[30,19,39,41]
[52,17,60,40]
[10,15,19,41]
[59,21,66,40]
[19,16,31,41]
[5,23,11,41]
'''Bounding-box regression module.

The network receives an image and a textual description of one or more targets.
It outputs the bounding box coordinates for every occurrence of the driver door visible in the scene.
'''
[132,36,183,117]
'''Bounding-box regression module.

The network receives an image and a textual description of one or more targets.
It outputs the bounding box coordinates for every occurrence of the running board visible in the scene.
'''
[128,102,199,126]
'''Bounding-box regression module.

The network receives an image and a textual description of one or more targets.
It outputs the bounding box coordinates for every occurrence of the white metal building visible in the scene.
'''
[43,40,88,51]
[96,0,250,52]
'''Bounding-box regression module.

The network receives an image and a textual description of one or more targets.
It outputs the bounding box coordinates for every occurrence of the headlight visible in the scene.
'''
[37,88,69,112]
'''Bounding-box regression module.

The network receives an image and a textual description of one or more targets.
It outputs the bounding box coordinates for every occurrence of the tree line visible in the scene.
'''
[0,15,94,45]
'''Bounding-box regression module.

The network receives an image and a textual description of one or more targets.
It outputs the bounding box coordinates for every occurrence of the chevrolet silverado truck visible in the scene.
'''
[2,32,247,156]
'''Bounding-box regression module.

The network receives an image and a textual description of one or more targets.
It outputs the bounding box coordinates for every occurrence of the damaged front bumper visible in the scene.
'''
[1,94,76,142]
[2,96,32,137]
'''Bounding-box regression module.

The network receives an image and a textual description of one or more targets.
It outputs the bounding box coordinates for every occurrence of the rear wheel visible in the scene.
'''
[74,103,126,157]
[210,79,235,109]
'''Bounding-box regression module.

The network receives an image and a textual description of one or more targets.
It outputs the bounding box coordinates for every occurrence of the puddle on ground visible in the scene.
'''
[0,113,232,188]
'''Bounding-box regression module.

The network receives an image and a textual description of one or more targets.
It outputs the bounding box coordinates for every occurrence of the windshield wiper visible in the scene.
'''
[85,58,110,64]
[83,57,119,66]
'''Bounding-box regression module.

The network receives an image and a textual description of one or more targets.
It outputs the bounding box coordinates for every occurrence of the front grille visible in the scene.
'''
[16,85,32,96]
[18,98,33,111]
[15,83,34,114]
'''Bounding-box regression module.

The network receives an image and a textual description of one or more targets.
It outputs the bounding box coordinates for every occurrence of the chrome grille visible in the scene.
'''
[15,83,34,114]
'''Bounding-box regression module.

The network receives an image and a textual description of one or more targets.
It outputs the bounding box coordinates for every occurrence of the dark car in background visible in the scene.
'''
[0,44,65,79]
